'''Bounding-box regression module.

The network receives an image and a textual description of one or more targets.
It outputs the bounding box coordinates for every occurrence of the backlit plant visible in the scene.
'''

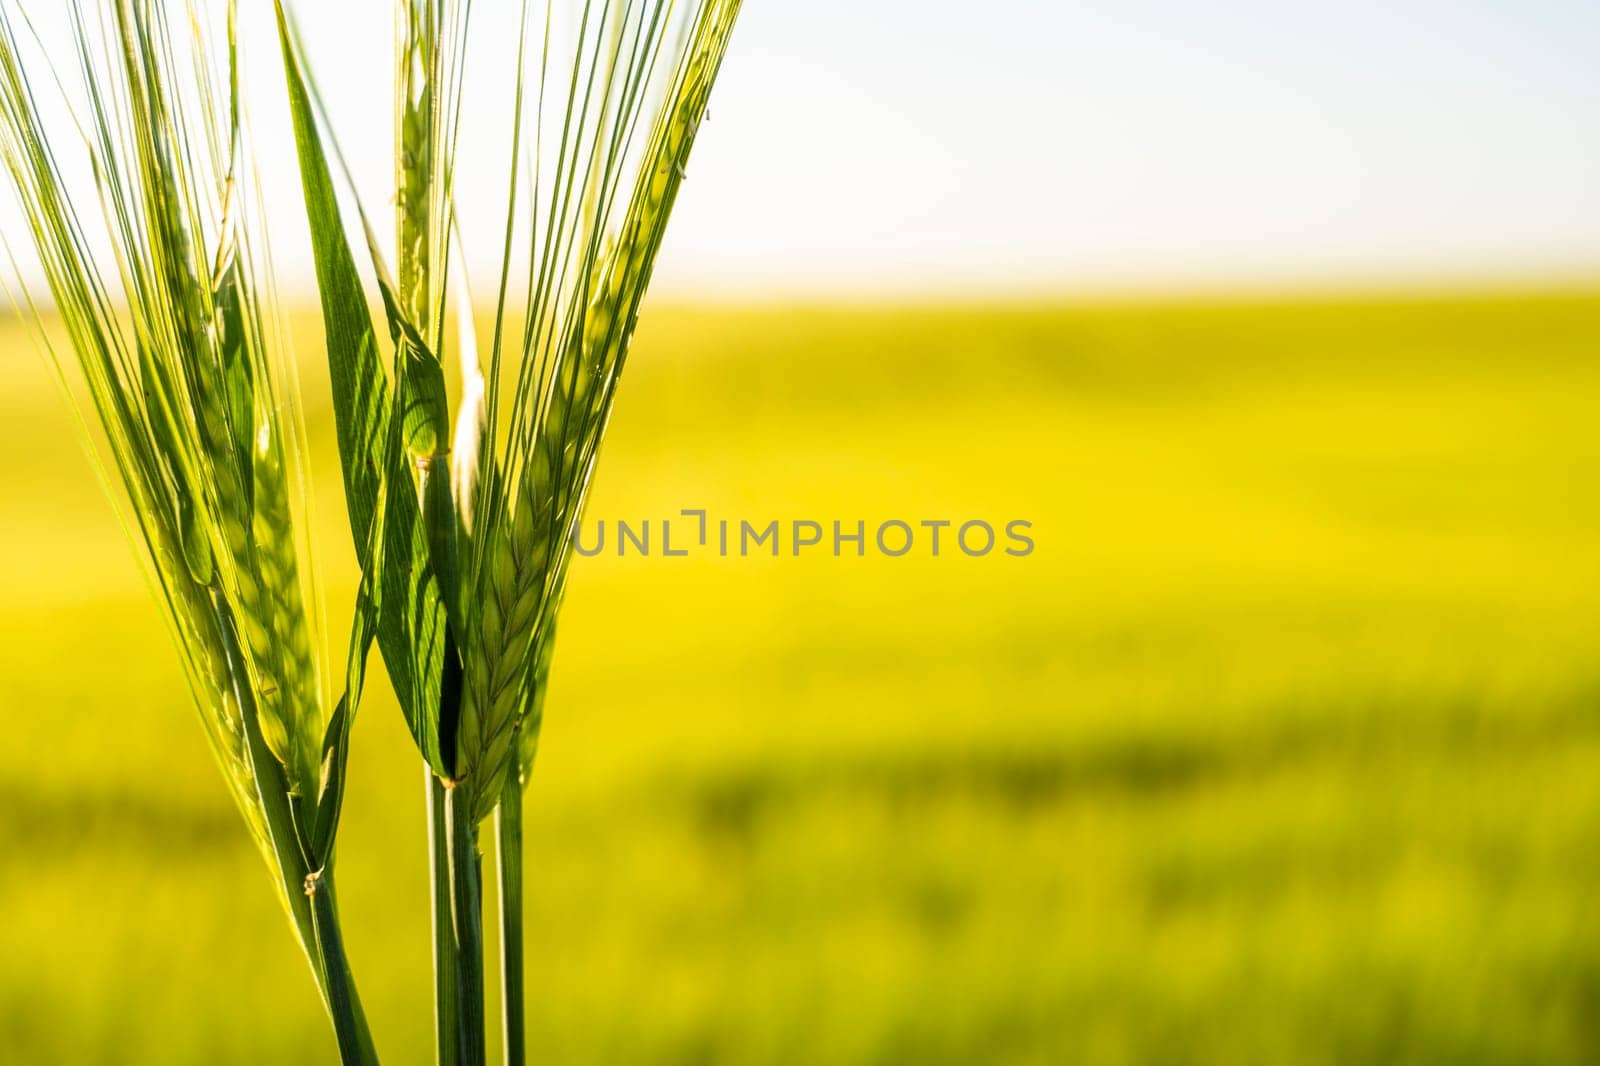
[0,0,742,1062]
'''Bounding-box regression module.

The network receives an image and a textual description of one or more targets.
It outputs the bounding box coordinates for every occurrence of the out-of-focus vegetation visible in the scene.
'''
[2,291,1598,1064]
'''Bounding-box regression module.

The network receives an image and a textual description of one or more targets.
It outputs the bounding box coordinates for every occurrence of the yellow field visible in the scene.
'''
[2,291,1598,1063]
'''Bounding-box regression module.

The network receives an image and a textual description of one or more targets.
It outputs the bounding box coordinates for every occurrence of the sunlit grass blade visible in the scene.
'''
[273,0,453,778]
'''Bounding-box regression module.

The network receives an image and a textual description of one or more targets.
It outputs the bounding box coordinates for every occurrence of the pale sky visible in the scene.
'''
[660,0,1600,294]
[10,1,1600,297]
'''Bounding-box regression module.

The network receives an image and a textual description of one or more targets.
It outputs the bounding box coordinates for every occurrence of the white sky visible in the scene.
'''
[10,0,1600,297]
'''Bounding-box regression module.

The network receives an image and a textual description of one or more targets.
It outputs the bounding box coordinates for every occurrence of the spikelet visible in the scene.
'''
[247,395,323,794]
[455,461,554,808]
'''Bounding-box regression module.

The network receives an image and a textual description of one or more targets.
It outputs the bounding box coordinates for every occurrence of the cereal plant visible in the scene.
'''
[0,0,741,1061]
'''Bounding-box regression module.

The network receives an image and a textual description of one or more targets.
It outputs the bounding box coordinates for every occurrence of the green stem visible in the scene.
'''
[446,782,487,1066]
[429,769,461,1066]
[496,773,526,1066]
[212,591,376,1062]
[308,867,378,1065]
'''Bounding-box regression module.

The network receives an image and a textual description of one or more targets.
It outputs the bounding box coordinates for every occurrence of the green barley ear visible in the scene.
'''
[0,3,377,1059]
[462,0,744,822]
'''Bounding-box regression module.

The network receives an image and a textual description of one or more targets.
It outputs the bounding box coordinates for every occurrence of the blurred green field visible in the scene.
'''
[2,291,1599,1064]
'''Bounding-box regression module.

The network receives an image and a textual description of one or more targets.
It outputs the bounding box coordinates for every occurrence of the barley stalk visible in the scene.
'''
[0,3,376,1058]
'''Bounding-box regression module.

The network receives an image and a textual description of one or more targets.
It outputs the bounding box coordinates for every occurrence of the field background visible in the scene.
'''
[2,290,1598,1063]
